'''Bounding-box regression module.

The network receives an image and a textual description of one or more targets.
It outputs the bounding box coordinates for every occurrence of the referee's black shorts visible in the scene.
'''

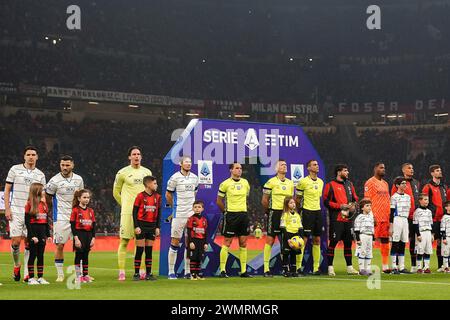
[221,212,249,238]
[302,209,323,237]
[266,209,283,237]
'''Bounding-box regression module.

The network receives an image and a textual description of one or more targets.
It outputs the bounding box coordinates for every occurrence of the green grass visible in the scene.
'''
[0,249,449,300]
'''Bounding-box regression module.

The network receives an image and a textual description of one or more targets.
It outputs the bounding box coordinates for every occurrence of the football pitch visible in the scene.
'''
[0,249,449,300]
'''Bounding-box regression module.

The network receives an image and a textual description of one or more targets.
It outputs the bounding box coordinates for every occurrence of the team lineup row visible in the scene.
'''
[2,145,450,285]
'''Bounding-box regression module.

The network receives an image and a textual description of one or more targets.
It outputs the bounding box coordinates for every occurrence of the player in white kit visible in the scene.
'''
[45,155,84,281]
[440,201,450,272]
[389,177,412,274]
[165,156,199,279]
[413,194,434,274]
[354,198,375,276]
[4,146,46,282]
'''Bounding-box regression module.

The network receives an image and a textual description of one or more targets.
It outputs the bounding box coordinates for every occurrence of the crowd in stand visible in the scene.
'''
[1,111,448,236]
[1,1,449,104]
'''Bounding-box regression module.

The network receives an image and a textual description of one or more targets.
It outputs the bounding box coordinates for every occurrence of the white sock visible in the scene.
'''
[168,247,178,275]
[11,245,20,266]
[184,249,190,274]
[398,255,405,271]
[424,258,430,269]
[366,259,372,273]
[55,259,64,277]
[444,257,449,268]
[358,258,365,271]
[75,265,82,278]
[382,264,389,271]
[391,255,397,270]
[23,249,30,277]
[417,258,423,269]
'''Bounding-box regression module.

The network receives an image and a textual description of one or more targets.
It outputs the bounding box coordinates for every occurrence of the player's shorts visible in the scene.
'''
[442,237,450,257]
[221,212,250,237]
[415,231,433,255]
[119,214,135,240]
[73,230,93,253]
[432,221,441,240]
[374,220,390,239]
[188,238,206,262]
[392,216,409,243]
[53,220,72,244]
[302,209,323,237]
[281,231,301,254]
[9,213,27,238]
[135,222,157,241]
[171,217,189,239]
[266,209,282,237]
[355,234,373,259]
[329,221,353,243]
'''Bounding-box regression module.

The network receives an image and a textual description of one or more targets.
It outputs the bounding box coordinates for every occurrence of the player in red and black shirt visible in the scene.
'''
[187,200,208,280]
[323,164,359,276]
[391,163,421,271]
[24,183,51,284]
[132,176,161,281]
[70,189,96,283]
[422,164,448,271]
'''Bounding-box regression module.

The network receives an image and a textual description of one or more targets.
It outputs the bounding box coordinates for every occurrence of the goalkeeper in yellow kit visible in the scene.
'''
[113,146,152,281]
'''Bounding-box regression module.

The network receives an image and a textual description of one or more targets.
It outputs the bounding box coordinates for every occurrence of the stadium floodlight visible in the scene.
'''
[434,113,448,117]
[128,104,139,108]
[186,113,199,116]
[285,115,296,119]
[289,57,294,61]
[234,114,251,118]
[52,39,57,45]
[88,101,99,105]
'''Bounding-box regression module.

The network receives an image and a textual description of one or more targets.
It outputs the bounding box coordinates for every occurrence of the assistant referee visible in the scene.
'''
[296,160,324,275]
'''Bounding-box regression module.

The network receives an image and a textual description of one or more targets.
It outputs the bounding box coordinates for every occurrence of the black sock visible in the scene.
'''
[289,253,296,272]
[436,241,443,268]
[134,246,144,274]
[344,240,353,266]
[390,241,399,257]
[282,253,290,273]
[327,241,336,266]
[83,252,89,276]
[145,246,153,274]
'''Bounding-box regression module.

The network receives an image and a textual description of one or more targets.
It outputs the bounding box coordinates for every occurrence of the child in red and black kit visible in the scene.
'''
[187,200,208,280]
[25,183,51,285]
[70,189,96,283]
[132,175,161,281]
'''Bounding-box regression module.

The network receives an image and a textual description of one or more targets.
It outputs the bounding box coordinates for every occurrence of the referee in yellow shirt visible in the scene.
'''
[216,162,251,278]
[296,159,324,275]
[261,159,294,277]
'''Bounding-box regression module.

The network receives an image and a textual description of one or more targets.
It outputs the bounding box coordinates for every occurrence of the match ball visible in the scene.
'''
[289,236,304,250]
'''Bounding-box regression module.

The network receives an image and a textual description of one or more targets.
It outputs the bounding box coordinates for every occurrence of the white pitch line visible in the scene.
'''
[1,264,448,286]
[303,276,450,286]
